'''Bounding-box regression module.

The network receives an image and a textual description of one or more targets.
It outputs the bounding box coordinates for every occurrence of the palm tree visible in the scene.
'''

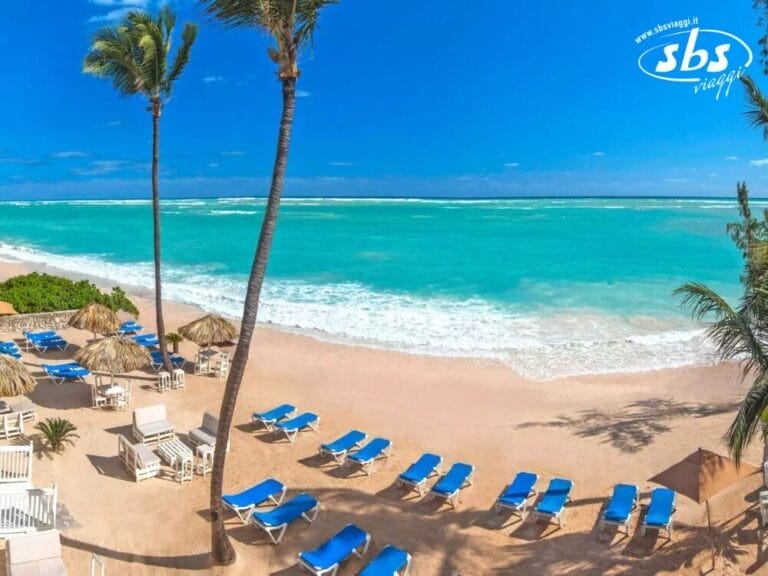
[200,0,339,564]
[676,77,768,463]
[83,7,197,372]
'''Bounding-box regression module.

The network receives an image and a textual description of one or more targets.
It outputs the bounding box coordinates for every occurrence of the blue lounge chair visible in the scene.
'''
[430,463,474,508]
[0,342,21,360]
[274,412,320,443]
[599,483,638,536]
[298,524,370,576]
[119,321,143,336]
[150,350,185,371]
[42,363,90,385]
[133,333,159,347]
[24,331,68,353]
[397,453,443,495]
[494,471,539,518]
[251,492,319,544]
[222,477,286,523]
[359,545,412,576]
[346,438,392,476]
[642,488,676,539]
[318,430,367,464]
[533,478,574,527]
[252,403,297,431]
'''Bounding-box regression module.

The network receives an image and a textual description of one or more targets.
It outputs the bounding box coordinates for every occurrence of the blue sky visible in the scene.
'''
[2,1,768,199]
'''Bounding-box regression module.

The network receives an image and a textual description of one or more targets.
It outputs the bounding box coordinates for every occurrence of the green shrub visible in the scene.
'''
[0,273,139,316]
[165,332,183,353]
[35,417,79,454]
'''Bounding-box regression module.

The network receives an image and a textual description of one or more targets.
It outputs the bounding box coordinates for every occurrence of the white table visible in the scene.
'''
[196,444,214,476]
[157,438,194,483]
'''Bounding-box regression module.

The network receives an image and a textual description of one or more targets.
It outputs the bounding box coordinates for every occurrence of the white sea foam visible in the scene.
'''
[0,241,718,380]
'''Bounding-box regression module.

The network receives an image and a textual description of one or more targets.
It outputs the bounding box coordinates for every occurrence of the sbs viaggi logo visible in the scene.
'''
[635,17,753,100]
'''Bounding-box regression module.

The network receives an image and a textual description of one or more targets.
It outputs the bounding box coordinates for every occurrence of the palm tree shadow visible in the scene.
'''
[60,536,211,571]
[517,398,737,453]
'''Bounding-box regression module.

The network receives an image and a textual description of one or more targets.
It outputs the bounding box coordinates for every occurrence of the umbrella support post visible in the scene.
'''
[706,500,716,572]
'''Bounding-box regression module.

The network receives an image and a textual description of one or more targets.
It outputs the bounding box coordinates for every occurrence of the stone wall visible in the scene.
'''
[0,310,77,334]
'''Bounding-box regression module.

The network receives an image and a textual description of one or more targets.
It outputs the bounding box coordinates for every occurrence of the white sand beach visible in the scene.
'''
[0,261,764,576]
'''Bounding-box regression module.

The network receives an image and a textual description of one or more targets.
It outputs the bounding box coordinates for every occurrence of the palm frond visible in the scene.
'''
[675,282,768,378]
[727,375,768,462]
[166,22,199,97]
[742,75,768,141]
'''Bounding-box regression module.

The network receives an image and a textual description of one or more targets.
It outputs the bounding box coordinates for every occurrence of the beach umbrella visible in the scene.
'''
[650,448,758,569]
[75,336,151,384]
[0,301,17,316]
[0,355,36,397]
[68,302,120,339]
[178,314,238,349]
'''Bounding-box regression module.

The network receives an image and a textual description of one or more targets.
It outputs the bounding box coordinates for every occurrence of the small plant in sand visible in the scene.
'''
[165,332,183,354]
[35,418,79,454]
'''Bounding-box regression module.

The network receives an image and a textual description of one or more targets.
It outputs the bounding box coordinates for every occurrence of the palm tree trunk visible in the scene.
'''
[210,77,297,565]
[151,102,171,372]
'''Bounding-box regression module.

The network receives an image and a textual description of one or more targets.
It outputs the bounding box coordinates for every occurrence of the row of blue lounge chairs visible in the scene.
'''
[251,404,678,539]
[221,478,411,575]
[0,341,22,360]
[42,362,91,385]
[23,330,68,353]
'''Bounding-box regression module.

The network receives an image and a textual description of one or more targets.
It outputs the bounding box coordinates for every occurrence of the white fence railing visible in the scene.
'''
[0,442,32,487]
[0,484,56,536]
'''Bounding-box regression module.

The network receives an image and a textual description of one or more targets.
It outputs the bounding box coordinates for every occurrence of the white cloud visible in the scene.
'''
[208,163,220,168]
[724,155,738,161]
[72,160,130,176]
[221,150,246,157]
[504,162,519,168]
[750,158,768,167]
[51,151,90,159]
[203,76,224,83]
[328,161,355,167]
[296,90,311,98]
[592,151,605,157]
[87,8,132,23]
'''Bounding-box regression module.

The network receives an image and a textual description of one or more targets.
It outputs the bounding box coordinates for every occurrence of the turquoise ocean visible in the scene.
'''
[0,197,749,379]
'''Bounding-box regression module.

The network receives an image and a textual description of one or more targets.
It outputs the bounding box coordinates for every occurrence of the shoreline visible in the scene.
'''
[0,254,717,381]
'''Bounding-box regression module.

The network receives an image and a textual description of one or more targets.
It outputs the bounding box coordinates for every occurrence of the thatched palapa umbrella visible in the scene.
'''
[75,336,151,384]
[179,314,238,352]
[0,301,17,316]
[0,355,36,397]
[69,302,120,339]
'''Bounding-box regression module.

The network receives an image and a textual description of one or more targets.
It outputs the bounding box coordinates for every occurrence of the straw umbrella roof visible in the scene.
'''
[650,448,758,503]
[75,336,151,374]
[179,314,238,347]
[0,301,17,316]
[68,302,120,336]
[0,356,36,397]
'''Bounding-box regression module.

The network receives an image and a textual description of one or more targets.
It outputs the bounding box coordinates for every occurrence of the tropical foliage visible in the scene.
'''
[676,72,768,461]
[165,332,183,354]
[199,0,339,565]
[83,6,197,372]
[0,273,138,315]
[35,418,80,454]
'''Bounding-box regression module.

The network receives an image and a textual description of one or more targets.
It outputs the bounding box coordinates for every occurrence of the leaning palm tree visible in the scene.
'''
[200,0,339,564]
[677,182,768,462]
[83,7,197,372]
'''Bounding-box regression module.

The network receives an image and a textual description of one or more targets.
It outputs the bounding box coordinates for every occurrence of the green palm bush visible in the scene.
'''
[35,418,80,454]
[165,332,183,354]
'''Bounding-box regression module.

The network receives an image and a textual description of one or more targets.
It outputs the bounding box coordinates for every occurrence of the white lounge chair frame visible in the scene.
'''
[276,416,320,443]
[117,435,161,482]
[599,490,638,536]
[0,484,57,536]
[396,457,442,496]
[430,466,475,509]
[0,413,24,441]
[6,529,65,576]
[131,404,175,446]
[533,483,574,527]
[346,442,393,476]
[252,501,320,544]
[223,479,286,524]
[298,531,371,576]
